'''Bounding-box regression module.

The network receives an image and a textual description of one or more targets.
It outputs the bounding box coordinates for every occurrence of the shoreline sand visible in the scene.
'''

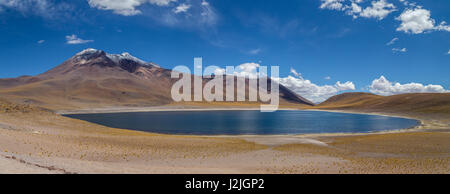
[1,105,448,174]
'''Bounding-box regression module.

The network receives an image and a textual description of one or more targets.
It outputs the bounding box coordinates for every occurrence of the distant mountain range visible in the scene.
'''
[0,49,314,110]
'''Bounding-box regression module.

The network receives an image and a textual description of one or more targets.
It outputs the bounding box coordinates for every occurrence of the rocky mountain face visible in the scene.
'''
[0,49,313,110]
[40,48,167,79]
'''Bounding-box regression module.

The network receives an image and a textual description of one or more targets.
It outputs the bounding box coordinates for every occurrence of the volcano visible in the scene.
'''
[0,49,314,110]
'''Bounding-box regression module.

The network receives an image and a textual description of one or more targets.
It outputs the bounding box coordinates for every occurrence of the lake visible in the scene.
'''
[64,110,420,135]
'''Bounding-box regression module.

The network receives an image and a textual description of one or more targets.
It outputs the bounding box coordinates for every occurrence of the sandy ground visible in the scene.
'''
[56,106,301,114]
[0,107,449,174]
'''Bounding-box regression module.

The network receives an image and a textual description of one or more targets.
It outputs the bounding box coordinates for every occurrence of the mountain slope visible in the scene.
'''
[317,92,450,115]
[0,49,314,110]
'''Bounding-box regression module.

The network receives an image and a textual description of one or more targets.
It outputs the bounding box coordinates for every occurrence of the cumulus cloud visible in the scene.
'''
[360,0,396,20]
[320,1,449,34]
[396,8,450,34]
[173,3,190,14]
[213,67,225,76]
[369,76,449,96]
[447,50,450,55]
[321,0,396,20]
[87,0,177,16]
[396,8,434,34]
[275,69,356,103]
[211,63,261,78]
[234,63,261,78]
[345,2,362,19]
[386,37,398,45]
[336,81,356,90]
[66,34,93,44]
[37,40,45,44]
[211,65,356,103]
[392,47,407,53]
[324,76,331,80]
[319,0,345,10]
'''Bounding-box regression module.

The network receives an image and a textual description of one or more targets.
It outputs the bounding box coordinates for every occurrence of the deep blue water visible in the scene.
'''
[64,110,419,135]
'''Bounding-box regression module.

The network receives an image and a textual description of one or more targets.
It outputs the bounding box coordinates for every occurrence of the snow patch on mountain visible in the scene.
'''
[107,52,147,66]
[74,48,159,67]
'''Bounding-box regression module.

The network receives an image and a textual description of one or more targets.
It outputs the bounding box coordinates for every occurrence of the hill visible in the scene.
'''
[317,92,450,115]
[0,49,313,110]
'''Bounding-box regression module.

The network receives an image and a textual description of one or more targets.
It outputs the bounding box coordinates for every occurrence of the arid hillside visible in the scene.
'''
[317,92,450,116]
[0,49,313,111]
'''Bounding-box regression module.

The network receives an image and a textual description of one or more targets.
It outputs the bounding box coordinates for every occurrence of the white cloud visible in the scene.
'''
[324,76,331,80]
[447,50,450,55]
[275,69,355,103]
[199,0,217,25]
[320,0,345,10]
[321,0,396,20]
[173,3,190,14]
[87,0,144,16]
[369,76,449,96]
[0,0,49,12]
[201,0,209,6]
[37,40,45,44]
[290,68,302,78]
[248,48,262,55]
[386,37,398,45]
[213,67,225,76]
[435,21,450,32]
[66,34,93,45]
[346,2,362,18]
[156,0,217,27]
[149,0,176,6]
[0,0,72,18]
[86,0,217,27]
[211,65,356,103]
[396,8,435,34]
[336,81,356,90]
[360,0,396,20]
[398,0,416,7]
[320,0,449,35]
[234,63,261,78]
[396,8,450,34]
[392,47,407,53]
[211,62,261,79]
[87,0,177,16]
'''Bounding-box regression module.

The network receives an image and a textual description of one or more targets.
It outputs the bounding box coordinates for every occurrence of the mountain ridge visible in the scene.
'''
[316,92,450,115]
[0,49,314,110]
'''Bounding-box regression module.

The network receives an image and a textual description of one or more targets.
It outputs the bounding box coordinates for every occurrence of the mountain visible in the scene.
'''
[317,92,450,115]
[0,49,313,110]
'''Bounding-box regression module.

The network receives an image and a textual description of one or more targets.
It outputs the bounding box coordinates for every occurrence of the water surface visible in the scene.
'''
[65,110,419,135]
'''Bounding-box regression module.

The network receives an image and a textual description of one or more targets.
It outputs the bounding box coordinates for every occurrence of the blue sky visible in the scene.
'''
[0,0,448,102]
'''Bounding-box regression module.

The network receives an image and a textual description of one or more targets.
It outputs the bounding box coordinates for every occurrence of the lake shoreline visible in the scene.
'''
[58,106,425,138]
[1,104,448,174]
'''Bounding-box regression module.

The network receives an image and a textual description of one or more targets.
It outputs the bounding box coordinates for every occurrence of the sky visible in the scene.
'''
[0,0,449,103]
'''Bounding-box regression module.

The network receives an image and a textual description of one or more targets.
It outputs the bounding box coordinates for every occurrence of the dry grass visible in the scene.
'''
[0,98,448,174]
[275,131,450,174]
[316,92,450,116]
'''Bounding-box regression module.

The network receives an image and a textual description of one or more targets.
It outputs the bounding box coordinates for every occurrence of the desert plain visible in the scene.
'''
[0,98,448,174]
